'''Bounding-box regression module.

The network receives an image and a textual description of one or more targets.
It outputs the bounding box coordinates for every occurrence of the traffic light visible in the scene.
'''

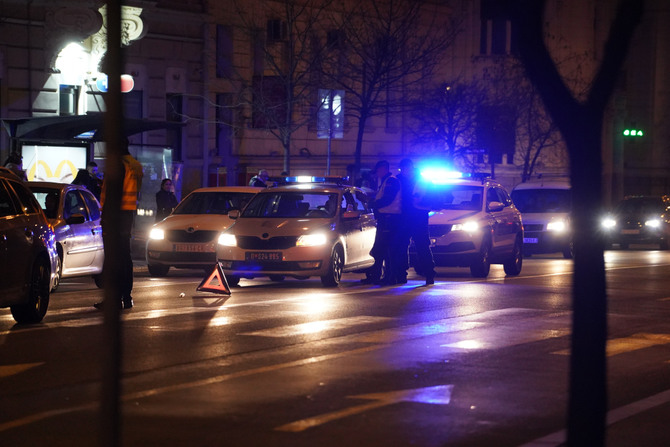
[623,128,644,137]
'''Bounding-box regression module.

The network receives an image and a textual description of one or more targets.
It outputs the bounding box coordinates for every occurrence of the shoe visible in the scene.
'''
[122,298,134,309]
[93,300,123,310]
[425,272,436,285]
[93,301,104,310]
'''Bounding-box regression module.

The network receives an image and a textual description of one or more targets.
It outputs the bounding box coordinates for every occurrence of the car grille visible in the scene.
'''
[229,261,313,271]
[524,224,544,232]
[428,224,452,238]
[149,252,215,263]
[167,230,219,243]
[236,236,298,250]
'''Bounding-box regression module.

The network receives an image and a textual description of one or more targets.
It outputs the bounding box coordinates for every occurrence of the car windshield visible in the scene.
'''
[511,188,572,213]
[242,192,339,218]
[615,197,665,216]
[173,191,256,215]
[416,185,483,211]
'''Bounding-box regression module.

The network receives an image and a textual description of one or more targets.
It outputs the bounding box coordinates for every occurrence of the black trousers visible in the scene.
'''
[102,210,135,302]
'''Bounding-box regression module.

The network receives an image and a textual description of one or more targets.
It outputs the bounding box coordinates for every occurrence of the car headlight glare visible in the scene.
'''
[601,218,616,229]
[547,220,567,232]
[218,233,237,247]
[297,233,328,247]
[645,219,661,228]
[149,228,165,240]
[452,221,479,233]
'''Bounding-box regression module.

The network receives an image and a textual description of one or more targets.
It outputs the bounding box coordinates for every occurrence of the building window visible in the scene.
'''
[267,19,287,42]
[166,94,183,161]
[216,93,234,157]
[480,0,517,56]
[251,76,286,129]
[216,25,234,78]
[59,85,80,116]
[327,29,345,50]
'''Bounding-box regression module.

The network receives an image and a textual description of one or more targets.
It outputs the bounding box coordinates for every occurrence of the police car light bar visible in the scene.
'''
[269,176,350,185]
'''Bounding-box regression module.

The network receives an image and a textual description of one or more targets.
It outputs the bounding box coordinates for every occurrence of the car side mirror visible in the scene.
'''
[66,214,86,225]
[228,209,240,220]
[487,201,504,212]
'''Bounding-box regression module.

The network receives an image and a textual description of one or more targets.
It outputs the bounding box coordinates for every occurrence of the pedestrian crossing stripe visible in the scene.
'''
[0,362,44,379]
[239,315,395,337]
[552,333,670,357]
[197,261,231,295]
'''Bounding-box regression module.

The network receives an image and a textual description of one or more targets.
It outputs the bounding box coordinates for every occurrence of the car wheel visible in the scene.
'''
[148,263,170,277]
[226,275,240,287]
[470,237,491,278]
[269,275,285,282]
[503,235,523,276]
[562,241,574,259]
[51,253,62,292]
[11,256,50,324]
[321,246,344,287]
[93,274,104,288]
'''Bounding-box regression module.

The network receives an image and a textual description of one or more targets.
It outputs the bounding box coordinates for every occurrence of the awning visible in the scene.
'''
[2,114,184,142]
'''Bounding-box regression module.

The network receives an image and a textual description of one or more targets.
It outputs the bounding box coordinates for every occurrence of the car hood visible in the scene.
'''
[518,211,570,225]
[429,209,480,223]
[153,214,237,231]
[227,217,333,237]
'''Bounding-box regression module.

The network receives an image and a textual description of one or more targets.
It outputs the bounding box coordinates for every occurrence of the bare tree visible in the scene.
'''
[232,0,335,174]
[505,1,644,445]
[322,0,457,180]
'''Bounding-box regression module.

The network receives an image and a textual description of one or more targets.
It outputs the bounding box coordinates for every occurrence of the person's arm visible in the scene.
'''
[372,177,400,209]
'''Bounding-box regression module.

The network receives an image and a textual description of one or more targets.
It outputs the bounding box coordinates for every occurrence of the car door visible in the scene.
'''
[486,186,517,252]
[80,188,104,271]
[61,189,96,272]
[339,188,376,267]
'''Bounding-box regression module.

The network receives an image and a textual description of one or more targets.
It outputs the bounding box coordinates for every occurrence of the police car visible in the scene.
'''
[413,169,523,277]
[216,177,376,287]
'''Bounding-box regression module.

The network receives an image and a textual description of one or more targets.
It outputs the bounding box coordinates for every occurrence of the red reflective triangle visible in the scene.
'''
[196,262,231,295]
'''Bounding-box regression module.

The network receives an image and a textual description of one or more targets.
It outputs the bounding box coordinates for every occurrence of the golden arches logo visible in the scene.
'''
[28,160,79,182]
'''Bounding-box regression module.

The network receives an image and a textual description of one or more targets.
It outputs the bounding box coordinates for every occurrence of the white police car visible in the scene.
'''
[413,170,523,277]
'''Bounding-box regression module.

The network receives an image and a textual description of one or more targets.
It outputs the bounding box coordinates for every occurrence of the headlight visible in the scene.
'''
[218,233,237,247]
[149,228,165,240]
[645,219,661,228]
[452,221,479,233]
[296,233,328,247]
[547,220,567,232]
[601,218,616,229]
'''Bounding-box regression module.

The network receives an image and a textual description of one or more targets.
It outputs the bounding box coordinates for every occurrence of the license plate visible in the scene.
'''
[246,251,282,261]
[621,229,640,235]
[173,243,215,253]
[523,238,539,244]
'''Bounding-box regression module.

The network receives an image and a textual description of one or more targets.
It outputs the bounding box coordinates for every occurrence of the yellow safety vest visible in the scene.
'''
[101,155,144,211]
[376,175,402,214]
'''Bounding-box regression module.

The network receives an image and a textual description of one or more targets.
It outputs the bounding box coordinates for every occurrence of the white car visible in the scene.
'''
[29,182,104,290]
[146,186,262,276]
[510,179,572,258]
[216,180,376,287]
[412,172,523,277]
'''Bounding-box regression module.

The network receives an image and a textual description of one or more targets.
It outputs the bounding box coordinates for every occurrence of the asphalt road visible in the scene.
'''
[1,250,669,446]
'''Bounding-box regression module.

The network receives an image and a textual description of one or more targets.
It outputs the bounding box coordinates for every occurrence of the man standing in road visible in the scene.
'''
[397,158,436,285]
[95,138,143,310]
[363,160,403,285]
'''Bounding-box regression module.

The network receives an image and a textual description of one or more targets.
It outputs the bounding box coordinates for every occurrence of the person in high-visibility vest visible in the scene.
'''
[95,138,143,310]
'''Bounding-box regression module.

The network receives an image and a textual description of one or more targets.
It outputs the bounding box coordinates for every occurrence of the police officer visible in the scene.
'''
[249,169,269,187]
[95,138,143,310]
[397,158,436,285]
[364,160,403,285]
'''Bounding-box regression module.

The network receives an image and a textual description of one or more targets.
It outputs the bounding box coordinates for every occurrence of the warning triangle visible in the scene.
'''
[197,261,231,295]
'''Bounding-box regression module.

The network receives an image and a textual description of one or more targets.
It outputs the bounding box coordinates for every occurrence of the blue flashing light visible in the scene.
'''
[419,167,464,184]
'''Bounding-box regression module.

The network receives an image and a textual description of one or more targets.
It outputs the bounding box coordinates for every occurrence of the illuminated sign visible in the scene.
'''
[95,74,135,93]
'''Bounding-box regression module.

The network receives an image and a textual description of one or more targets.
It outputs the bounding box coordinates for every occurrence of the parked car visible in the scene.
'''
[510,179,573,258]
[601,195,670,249]
[28,182,104,290]
[410,171,523,277]
[216,180,376,286]
[0,167,58,323]
[146,186,262,276]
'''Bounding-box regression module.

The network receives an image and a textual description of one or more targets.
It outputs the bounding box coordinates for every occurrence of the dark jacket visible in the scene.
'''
[155,189,179,221]
[72,169,101,200]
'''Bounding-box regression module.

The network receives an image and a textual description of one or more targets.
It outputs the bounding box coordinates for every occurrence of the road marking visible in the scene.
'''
[552,333,670,357]
[239,315,395,337]
[275,385,454,432]
[518,388,670,447]
[0,362,44,379]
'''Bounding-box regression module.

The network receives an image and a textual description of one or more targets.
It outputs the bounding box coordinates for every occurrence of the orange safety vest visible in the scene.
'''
[101,155,144,211]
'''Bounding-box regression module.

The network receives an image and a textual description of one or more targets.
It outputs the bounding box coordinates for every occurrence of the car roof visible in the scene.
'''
[0,166,23,181]
[27,181,89,192]
[263,183,352,194]
[189,186,264,194]
[512,180,571,191]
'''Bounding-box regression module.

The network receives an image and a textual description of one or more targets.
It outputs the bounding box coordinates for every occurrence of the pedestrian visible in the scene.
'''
[249,169,270,187]
[3,152,27,181]
[155,178,178,221]
[72,161,102,200]
[362,160,403,285]
[396,158,436,285]
[95,138,143,310]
